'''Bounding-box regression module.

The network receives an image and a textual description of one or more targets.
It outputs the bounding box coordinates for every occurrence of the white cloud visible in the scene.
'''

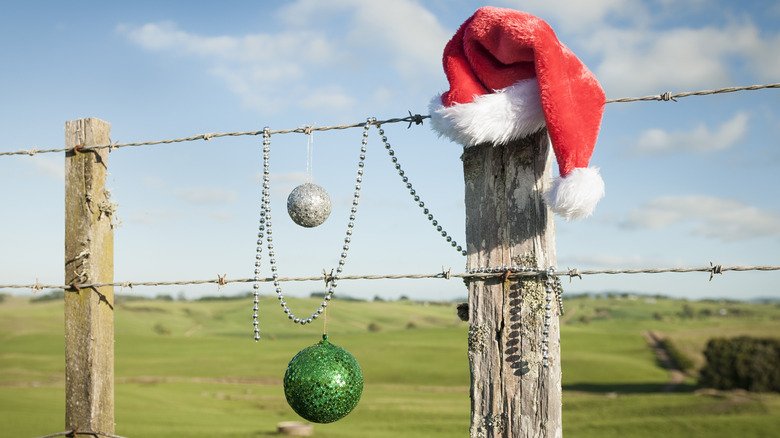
[299,86,357,111]
[126,209,181,225]
[491,3,779,97]
[117,21,238,54]
[587,22,763,96]
[118,0,449,113]
[118,20,347,113]
[344,0,450,79]
[496,0,647,33]
[372,87,398,106]
[32,156,64,180]
[173,187,236,204]
[278,0,449,78]
[745,31,780,82]
[622,196,780,241]
[142,176,165,188]
[635,112,749,155]
[560,253,685,269]
[117,2,779,115]
[200,210,234,222]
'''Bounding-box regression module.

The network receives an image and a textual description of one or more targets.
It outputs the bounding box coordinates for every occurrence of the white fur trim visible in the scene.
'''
[429,78,546,146]
[544,167,605,221]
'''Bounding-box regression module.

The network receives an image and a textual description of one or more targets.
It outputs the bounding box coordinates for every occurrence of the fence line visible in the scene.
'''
[3,264,779,293]
[9,81,780,438]
[1,82,777,158]
[34,430,126,438]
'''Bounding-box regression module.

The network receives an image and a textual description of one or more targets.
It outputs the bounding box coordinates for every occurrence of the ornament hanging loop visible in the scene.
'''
[304,124,315,184]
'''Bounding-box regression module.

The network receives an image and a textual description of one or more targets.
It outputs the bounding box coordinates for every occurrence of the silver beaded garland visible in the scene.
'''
[252,119,374,338]
[252,127,272,341]
[253,120,472,339]
[543,266,556,367]
[376,126,466,257]
[555,276,565,317]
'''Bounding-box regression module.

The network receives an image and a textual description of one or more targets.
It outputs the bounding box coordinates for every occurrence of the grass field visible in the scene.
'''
[1,292,779,437]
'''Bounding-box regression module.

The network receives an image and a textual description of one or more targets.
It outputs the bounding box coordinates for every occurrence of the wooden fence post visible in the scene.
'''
[64,118,115,434]
[463,129,562,438]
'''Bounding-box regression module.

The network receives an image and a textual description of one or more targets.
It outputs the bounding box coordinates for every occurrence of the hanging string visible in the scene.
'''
[306,130,314,184]
[323,305,329,336]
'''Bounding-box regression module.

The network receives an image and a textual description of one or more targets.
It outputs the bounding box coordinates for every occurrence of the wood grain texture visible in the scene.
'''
[64,118,114,434]
[463,129,562,438]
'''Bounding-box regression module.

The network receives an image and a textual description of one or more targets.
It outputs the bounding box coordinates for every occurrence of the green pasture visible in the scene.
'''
[1,293,779,437]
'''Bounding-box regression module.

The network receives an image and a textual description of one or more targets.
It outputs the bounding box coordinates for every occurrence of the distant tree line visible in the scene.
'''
[699,336,780,393]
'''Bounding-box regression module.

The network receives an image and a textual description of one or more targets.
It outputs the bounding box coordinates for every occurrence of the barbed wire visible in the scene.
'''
[1,82,777,158]
[3,264,779,293]
[605,82,779,103]
[0,114,428,157]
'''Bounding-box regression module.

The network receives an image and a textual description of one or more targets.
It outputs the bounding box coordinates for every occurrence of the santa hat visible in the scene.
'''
[429,7,606,220]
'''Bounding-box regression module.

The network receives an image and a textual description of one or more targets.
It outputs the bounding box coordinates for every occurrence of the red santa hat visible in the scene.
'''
[429,7,606,220]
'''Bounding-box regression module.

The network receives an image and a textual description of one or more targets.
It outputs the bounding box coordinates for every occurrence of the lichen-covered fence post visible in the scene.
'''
[64,118,115,434]
[463,129,562,438]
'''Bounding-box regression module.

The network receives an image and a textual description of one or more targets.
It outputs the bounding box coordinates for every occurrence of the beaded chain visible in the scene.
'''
[542,267,562,368]
[466,265,564,368]
[251,128,273,341]
[466,265,546,275]
[376,125,466,257]
[252,119,374,340]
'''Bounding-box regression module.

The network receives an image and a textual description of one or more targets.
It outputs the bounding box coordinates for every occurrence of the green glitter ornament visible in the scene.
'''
[283,334,363,423]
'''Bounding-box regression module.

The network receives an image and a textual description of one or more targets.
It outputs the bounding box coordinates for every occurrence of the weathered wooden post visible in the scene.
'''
[64,118,115,434]
[428,6,605,435]
[463,129,561,438]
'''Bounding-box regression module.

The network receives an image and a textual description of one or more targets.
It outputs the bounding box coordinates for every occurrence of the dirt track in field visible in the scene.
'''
[642,330,686,392]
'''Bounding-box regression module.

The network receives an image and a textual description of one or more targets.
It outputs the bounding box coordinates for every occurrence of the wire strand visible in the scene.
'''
[605,82,780,103]
[2,82,778,157]
[0,114,428,157]
[33,431,127,438]
[3,265,779,292]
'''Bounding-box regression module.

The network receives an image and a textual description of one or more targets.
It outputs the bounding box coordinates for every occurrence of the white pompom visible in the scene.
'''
[544,167,605,221]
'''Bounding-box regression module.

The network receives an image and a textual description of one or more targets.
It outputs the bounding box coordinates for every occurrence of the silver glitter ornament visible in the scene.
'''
[287,183,331,228]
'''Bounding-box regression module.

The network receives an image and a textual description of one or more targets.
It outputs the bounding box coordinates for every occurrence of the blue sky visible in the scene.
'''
[1,0,779,302]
